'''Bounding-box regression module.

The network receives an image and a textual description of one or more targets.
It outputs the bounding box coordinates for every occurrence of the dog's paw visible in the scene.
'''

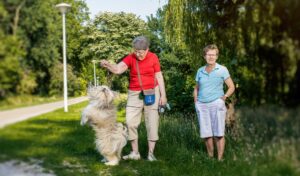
[104,160,119,166]
[100,158,108,163]
[80,115,88,126]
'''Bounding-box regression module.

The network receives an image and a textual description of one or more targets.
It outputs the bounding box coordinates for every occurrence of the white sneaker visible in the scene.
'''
[147,153,157,161]
[122,151,141,160]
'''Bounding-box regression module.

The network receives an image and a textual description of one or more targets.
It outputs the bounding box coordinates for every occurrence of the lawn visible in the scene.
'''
[0,101,299,176]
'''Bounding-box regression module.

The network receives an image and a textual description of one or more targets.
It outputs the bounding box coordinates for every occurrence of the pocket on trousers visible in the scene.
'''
[127,91,143,108]
[217,99,226,111]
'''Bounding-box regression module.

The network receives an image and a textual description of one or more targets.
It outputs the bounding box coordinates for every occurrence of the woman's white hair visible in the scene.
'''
[132,36,150,50]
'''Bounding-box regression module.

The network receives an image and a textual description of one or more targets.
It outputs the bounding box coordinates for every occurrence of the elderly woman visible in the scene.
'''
[193,44,235,161]
[100,36,167,161]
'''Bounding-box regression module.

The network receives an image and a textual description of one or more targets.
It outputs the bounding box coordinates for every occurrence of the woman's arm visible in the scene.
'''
[100,60,128,75]
[194,84,199,103]
[221,77,235,101]
[155,71,167,105]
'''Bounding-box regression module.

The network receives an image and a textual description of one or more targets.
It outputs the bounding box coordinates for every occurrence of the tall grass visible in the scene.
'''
[0,102,299,175]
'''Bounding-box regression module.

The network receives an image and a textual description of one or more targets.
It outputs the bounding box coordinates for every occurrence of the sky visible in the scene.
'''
[84,0,168,21]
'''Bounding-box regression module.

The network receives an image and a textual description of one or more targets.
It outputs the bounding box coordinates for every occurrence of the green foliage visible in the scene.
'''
[2,0,300,109]
[87,12,146,61]
[0,1,7,24]
[146,7,196,112]
[114,93,127,122]
[16,71,37,95]
[80,12,147,91]
[0,0,89,98]
[65,0,90,73]
[165,0,300,106]
[49,61,85,97]
[159,52,195,112]
[0,33,24,98]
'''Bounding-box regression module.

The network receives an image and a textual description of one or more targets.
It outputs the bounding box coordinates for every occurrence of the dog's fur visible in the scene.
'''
[81,85,127,166]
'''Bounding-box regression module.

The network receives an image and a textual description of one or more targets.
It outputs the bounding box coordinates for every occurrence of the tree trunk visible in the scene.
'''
[11,0,25,36]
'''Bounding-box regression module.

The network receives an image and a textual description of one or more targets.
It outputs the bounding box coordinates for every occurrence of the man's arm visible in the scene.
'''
[100,60,128,75]
[155,71,167,105]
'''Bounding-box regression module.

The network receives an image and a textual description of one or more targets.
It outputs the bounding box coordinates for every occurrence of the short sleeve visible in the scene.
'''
[153,54,161,72]
[195,68,201,82]
[122,54,133,69]
[222,67,230,80]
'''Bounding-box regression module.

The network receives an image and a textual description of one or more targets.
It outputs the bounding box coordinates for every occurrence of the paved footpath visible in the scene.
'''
[0,96,88,128]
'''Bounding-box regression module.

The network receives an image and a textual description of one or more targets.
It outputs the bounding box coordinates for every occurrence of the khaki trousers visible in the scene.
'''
[126,86,160,141]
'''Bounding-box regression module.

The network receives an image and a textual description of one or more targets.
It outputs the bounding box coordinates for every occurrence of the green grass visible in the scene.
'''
[0,95,64,111]
[0,102,299,176]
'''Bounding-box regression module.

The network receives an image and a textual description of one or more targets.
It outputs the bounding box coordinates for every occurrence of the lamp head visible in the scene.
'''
[55,3,71,13]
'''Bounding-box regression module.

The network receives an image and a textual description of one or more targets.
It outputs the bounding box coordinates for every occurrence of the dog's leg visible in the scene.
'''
[80,115,88,126]
[117,147,123,160]
[117,137,127,160]
[80,108,90,126]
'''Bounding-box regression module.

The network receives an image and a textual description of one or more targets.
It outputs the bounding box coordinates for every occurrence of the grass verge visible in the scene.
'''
[0,102,299,176]
[0,95,65,111]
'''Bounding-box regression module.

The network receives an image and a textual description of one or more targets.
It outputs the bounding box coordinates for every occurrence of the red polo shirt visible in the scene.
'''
[122,51,161,91]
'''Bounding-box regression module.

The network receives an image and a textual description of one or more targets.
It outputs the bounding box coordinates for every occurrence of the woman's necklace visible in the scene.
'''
[205,65,215,73]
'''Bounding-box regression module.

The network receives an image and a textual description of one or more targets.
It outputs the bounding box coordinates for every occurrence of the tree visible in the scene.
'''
[147,7,195,112]
[49,61,84,96]
[80,12,147,91]
[0,33,24,98]
[0,1,24,98]
[18,0,89,94]
[0,0,89,97]
[165,0,300,106]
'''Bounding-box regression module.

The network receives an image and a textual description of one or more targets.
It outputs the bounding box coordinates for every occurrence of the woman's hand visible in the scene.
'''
[159,96,167,106]
[100,60,109,68]
[100,60,128,75]
[221,95,227,101]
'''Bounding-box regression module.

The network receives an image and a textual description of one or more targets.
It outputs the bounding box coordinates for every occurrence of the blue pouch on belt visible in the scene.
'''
[143,89,155,106]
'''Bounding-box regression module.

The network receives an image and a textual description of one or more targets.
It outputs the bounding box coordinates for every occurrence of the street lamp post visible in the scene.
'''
[92,60,101,86]
[92,60,97,86]
[56,3,71,112]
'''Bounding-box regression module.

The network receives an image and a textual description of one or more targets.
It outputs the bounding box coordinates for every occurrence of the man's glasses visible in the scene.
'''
[206,54,217,57]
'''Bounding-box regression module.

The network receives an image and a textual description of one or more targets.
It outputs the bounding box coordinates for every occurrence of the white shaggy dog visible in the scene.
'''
[81,85,127,166]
